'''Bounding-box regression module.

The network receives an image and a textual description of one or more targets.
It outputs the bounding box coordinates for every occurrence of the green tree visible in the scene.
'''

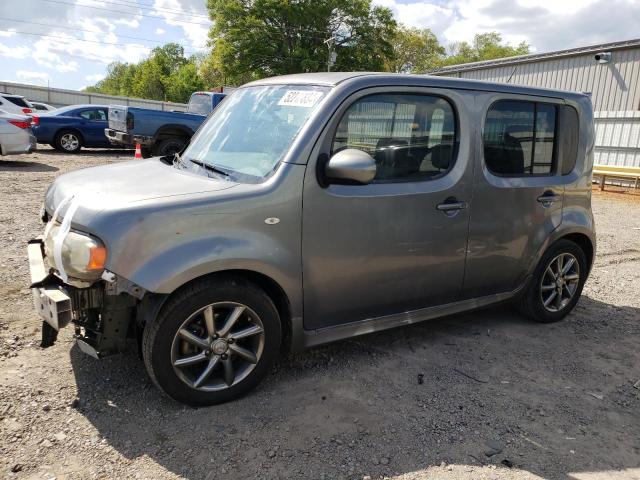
[85,62,138,96]
[85,43,205,102]
[442,32,529,66]
[385,25,445,73]
[204,0,397,85]
[166,61,206,102]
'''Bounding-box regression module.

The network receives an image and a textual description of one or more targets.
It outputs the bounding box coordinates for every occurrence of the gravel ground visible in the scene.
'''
[0,147,639,480]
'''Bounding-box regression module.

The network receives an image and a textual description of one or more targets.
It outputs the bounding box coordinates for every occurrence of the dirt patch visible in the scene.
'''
[1,148,639,480]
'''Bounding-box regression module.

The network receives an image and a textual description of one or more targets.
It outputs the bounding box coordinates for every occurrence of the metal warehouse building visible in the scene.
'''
[432,38,640,172]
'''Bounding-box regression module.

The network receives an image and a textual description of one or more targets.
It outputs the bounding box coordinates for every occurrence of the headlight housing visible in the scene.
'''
[44,224,107,282]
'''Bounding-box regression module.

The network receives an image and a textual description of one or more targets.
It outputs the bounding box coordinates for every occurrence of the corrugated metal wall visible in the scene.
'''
[594,111,640,168]
[0,81,187,111]
[435,46,640,170]
[442,47,640,113]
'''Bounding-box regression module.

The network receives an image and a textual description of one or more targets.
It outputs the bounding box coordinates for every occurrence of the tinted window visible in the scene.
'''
[332,94,456,183]
[484,100,557,175]
[79,109,107,121]
[557,105,579,175]
[33,104,48,111]
[188,94,212,115]
[5,96,29,108]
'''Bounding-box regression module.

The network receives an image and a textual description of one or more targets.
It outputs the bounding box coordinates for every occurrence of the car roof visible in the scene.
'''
[245,72,589,101]
[0,92,26,98]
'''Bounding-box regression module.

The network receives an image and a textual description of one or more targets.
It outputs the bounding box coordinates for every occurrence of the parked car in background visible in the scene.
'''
[105,91,226,157]
[0,93,34,116]
[0,109,36,156]
[29,73,595,406]
[30,101,57,112]
[32,104,120,153]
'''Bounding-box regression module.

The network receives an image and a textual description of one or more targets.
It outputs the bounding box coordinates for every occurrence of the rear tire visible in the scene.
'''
[53,130,82,153]
[518,239,587,323]
[153,138,186,157]
[142,277,281,406]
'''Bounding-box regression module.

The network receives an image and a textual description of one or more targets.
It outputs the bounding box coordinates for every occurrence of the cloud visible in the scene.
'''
[85,73,105,82]
[373,0,640,53]
[115,18,141,28]
[0,0,149,68]
[0,30,15,38]
[152,0,210,49]
[155,27,166,35]
[0,42,30,59]
[16,70,49,84]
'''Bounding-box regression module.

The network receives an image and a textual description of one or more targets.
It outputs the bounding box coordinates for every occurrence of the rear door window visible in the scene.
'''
[484,100,557,176]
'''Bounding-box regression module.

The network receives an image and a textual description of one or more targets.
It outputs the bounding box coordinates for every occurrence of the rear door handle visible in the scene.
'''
[537,191,561,207]
[436,198,468,216]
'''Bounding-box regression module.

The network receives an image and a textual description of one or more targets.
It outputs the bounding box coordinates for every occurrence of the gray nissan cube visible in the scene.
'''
[28,73,595,406]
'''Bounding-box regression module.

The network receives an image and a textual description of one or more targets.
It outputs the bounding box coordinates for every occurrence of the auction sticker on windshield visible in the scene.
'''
[278,90,324,108]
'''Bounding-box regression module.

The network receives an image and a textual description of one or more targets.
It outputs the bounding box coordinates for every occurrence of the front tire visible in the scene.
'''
[518,239,587,323]
[142,277,281,406]
[53,130,82,153]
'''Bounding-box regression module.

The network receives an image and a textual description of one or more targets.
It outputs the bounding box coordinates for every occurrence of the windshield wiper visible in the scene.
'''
[188,158,231,178]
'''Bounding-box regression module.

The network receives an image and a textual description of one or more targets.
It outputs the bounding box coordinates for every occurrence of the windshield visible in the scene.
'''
[188,93,212,115]
[181,85,328,181]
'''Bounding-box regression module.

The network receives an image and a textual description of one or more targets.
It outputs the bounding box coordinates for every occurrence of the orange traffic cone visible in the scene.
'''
[134,143,142,159]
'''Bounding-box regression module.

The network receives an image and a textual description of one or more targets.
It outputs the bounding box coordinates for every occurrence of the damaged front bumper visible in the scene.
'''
[28,237,139,358]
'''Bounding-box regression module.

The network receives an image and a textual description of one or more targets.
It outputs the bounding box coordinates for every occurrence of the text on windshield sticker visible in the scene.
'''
[278,90,324,108]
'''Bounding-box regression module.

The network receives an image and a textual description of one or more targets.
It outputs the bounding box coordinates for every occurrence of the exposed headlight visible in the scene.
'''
[44,225,107,281]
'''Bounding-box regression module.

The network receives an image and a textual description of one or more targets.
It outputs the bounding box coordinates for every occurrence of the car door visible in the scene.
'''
[302,88,475,330]
[462,94,566,299]
[78,108,109,147]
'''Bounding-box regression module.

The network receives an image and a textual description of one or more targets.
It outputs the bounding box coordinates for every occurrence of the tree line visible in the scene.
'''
[86,0,529,103]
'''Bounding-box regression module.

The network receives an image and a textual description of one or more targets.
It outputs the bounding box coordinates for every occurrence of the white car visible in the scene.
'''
[30,101,56,112]
[0,109,36,156]
[0,93,34,116]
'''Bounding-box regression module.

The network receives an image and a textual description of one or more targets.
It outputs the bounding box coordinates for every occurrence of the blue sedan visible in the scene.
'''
[33,104,127,153]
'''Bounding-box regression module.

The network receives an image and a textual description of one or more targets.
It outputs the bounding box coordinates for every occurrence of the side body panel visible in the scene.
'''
[463,93,565,298]
[463,92,595,299]
[34,109,110,147]
[127,107,205,137]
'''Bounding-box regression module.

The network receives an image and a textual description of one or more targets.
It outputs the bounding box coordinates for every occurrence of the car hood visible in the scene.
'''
[45,157,238,217]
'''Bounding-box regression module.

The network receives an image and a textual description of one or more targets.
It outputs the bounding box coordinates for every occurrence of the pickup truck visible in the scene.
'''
[105,91,226,157]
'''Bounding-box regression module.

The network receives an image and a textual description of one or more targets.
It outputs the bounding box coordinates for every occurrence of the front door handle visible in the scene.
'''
[436,197,468,216]
[537,191,561,207]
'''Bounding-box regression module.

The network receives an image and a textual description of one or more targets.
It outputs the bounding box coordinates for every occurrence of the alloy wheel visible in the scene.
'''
[170,302,265,391]
[60,133,79,151]
[540,253,581,313]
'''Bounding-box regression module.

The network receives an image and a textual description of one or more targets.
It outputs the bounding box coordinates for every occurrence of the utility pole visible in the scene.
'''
[324,36,336,72]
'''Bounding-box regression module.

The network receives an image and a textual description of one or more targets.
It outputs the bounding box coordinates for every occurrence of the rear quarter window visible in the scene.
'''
[5,96,29,108]
[557,105,579,175]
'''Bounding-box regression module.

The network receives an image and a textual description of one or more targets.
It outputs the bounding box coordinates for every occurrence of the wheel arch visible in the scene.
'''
[561,232,594,274]
[55,127,85,144]
[154,124,193,141]
[528,225,596,280]
[145,269,293,352]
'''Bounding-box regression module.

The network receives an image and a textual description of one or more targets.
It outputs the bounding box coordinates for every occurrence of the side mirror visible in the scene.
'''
[324,149,377,185]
